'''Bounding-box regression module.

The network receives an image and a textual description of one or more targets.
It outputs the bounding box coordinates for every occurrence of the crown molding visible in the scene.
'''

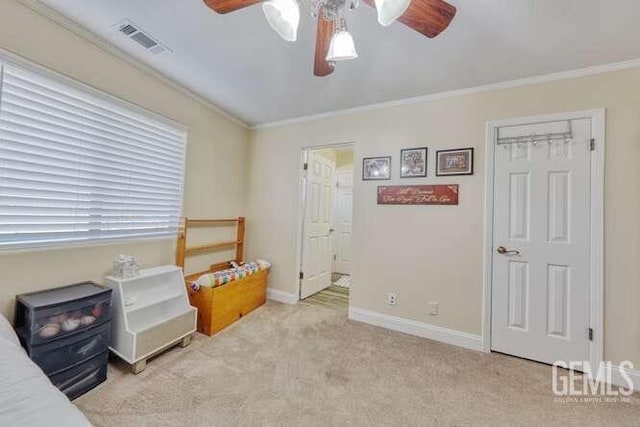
[252,58,640,130]
[16,0,249,129]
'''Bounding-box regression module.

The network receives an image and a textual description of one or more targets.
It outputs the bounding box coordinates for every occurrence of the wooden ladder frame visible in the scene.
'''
[176,217,245,280]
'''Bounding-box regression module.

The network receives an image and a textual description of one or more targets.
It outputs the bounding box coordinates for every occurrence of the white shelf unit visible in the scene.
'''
[105,265,196,373]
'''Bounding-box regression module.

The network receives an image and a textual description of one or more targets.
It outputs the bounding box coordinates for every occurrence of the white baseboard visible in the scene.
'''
[267,288,298,304]
[606,364,640,390]
[348,307,483,352]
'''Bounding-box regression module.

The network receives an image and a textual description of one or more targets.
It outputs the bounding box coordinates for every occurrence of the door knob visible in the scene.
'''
[496,246,520,255]
[324,228,335,238]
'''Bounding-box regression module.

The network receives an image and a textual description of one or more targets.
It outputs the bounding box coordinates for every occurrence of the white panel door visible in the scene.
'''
[333,170,353,275]
[491,118,591,365]
[300,151,336,299]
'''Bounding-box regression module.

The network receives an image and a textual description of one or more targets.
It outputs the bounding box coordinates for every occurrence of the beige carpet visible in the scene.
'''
[76,301,640,426]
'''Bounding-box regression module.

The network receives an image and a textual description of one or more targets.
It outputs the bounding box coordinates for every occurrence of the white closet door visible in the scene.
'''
[491,118,591,365]
[333,170,353,275]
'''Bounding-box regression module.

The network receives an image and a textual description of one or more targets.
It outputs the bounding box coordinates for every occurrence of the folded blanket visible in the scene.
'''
[191,260,271,291]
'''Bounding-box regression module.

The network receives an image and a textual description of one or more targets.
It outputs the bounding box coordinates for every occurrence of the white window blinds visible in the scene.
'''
[0,63,187,251]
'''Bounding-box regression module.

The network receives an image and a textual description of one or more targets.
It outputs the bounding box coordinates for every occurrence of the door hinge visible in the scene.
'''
[588,328,594,341]
[333,254,337,260]
[590,138,595,151]
[303,163,308,170]
[299,271,304,280]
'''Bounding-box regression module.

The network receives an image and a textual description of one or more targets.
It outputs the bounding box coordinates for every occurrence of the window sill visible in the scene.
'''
[0,235,176,256]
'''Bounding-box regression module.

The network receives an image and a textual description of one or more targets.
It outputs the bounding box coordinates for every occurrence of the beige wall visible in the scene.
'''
[247,68,640,365]
[336,149,354,170]
[0,1,249,319]
[314,148,354,170]
[314,148,338,163]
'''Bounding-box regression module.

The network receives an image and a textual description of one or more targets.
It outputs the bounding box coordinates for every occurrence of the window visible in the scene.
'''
[0,61,187,251]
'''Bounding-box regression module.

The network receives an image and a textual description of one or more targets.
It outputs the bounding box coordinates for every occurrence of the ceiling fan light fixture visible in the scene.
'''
[326,29,358,62]
[374,0,411,26]
[262,0,300,41]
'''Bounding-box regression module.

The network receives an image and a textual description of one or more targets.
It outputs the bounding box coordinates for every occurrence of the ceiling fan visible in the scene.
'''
[203,0,456,77]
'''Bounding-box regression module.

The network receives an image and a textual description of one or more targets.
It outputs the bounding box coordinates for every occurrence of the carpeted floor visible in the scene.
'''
[76,301,640,426]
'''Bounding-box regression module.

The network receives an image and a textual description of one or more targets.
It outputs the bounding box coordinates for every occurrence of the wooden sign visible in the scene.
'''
[377,185,459,205]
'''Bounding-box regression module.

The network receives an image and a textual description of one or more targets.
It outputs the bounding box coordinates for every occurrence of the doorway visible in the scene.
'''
[297,144,354,310]
[483,110,604,369]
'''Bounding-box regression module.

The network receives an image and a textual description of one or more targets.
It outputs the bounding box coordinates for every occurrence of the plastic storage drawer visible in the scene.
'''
[15,282,112,346]
[26,322,111,376]
[49,351,108,401]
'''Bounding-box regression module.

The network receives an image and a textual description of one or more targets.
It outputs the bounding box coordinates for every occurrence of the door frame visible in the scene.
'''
[481,109,605,371]
[295,142,354,301]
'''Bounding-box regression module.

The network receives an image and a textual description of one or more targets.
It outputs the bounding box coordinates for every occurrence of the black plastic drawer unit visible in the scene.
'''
[16,282,112,346]
[27,322,111,376]
[49,351,109,401]
[15,282,112,399]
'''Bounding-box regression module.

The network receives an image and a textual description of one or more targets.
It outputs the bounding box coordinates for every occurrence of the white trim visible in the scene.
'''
[349,307,483,352]
[481,121,495,354]
[0,234,175,256]
[482,109,605,372]
[293,150,308,303]
[253,59,640,129]
[589,109,606,375]
[15,0,249,129]
[606,364,640,390]
[267,288,298,305]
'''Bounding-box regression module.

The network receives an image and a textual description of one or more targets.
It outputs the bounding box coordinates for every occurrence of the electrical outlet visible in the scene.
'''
[387,293,397,306]
[428,302,438,316]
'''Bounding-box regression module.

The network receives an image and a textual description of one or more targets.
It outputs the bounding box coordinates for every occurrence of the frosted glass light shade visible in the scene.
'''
[262,0,300,42]
[326,30,358,62]
[374,0,411,26]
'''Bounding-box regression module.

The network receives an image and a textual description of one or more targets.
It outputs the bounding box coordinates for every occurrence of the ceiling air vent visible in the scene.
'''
[115,19,170,55]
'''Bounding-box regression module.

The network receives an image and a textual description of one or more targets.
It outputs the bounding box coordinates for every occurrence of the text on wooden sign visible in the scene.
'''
[377,185,459,205]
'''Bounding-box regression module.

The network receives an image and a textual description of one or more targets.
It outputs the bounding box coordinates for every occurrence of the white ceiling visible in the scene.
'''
[39,0,640,126]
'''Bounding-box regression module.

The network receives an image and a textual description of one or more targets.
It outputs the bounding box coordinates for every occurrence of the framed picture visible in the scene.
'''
[362,156,391,181]
[436,148,474,176]
[400,147,428,178]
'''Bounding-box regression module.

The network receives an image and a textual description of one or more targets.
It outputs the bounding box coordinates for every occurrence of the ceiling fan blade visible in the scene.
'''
[203,0,261,14]
[314,9,336,77]
[363,0,456,38]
